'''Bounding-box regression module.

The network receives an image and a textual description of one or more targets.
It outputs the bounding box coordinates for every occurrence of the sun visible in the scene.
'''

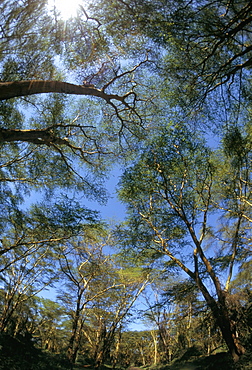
[48,0,82,20]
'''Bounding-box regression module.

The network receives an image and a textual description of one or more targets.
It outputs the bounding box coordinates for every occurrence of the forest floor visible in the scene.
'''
[144,351,244,370]
[73,350,252,370]
[159,363,204,370]
[126,352,238,370]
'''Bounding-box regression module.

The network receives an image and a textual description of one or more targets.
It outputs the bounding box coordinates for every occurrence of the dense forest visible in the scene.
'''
[0,0,251,369]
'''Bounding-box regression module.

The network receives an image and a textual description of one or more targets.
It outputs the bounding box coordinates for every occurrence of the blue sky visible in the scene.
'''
[84,166,126,222]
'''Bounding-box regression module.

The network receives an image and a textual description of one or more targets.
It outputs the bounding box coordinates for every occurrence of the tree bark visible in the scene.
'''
[179,211,246,362]
[67,292,83,364]
[0,80,127,104]
[0,127,69,145]
[195,277,245,362]
[163,239,245,362]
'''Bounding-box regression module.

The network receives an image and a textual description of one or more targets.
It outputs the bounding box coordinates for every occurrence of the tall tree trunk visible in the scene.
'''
[187,224,246,362]
[213,301,245,362]
[112,326,122,369]
[150,330,158,365]
[165,247,245,362]
[67,294,83,364]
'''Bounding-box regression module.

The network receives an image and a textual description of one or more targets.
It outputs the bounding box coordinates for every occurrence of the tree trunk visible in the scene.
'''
[112,326,122,368]
[150,330,158,365]
[214,303,245,362]
[67,294,83,364]
[189,234,246,362]
[198,282,245,362]
[165,243,245,362]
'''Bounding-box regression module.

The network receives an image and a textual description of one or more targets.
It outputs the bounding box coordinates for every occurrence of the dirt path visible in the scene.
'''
[169,364,198,370]
[129,365,198,370]
[173,365,197,370]
[73,363,199,370]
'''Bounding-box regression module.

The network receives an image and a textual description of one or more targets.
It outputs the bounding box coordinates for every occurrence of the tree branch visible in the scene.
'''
[0,80,136,109]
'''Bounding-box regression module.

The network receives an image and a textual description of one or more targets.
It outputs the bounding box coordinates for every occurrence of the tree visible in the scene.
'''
[141,276,218,362]
[87,267,149,368]
[56,233,150,366]
[0,245,54,333]
[143,286,175,363]
[0,3,154,366]
[55,234,110,364]
[33,298,66,353]
[116,330,154,367]
[0,196,100,266]
[0,1,251,367]
[118,123,251,362]
[0,196,102,340]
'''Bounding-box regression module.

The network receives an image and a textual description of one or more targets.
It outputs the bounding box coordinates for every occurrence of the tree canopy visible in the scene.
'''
[0,0,251,368]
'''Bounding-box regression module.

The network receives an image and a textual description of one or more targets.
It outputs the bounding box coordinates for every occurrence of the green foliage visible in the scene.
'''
[117,117,251,360]
[223,127,247,160]
[121,0,252,106]
[118,124,212,258]
[0,0,251,367]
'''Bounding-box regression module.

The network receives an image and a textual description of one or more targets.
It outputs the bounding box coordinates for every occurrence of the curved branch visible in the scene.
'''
[0,80,134,108]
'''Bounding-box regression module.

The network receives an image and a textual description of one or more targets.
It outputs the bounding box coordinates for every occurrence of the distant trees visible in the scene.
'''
[0,231,151,367]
